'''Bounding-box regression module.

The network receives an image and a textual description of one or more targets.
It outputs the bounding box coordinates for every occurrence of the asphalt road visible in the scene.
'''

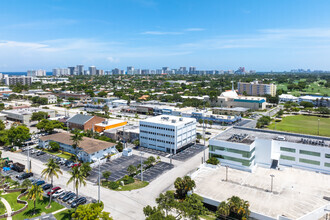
[1,146,208,220]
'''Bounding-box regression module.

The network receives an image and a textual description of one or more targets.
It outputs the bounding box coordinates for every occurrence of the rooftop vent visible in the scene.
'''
[171,119,176,123]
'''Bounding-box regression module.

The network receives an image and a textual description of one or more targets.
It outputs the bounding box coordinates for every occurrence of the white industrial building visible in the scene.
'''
[139,115,196,154]
[209,127,330,173]
[1,108,56,124]
[278,94,299,103]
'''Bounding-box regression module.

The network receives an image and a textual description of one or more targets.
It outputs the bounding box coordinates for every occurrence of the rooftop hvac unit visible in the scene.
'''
[179,118,183,121]
[172,119,176,123]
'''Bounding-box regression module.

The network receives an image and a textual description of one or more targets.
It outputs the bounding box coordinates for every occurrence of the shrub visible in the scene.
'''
[206,157,220,165]
[108,181,119,190]
[121,175,134,185]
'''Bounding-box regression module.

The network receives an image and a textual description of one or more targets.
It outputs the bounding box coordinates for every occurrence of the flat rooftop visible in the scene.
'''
[140,115,195,126]
[193,165,330,219]
[1,107,54,115]
[95,119,126,127]
[213,126,330,147]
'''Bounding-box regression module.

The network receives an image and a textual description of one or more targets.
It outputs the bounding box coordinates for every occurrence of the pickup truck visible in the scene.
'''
[11,162,25,172]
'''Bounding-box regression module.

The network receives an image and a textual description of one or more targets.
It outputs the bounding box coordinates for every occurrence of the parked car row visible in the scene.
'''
[57,191,87,208]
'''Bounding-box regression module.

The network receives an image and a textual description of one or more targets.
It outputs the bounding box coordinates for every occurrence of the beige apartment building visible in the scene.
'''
[238,81,277,97]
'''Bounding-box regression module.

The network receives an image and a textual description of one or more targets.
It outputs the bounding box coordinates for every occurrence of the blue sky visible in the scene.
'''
[1,0,330,71]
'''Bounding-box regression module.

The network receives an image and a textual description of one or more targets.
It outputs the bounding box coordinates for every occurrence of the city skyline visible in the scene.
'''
[1,0,330,71]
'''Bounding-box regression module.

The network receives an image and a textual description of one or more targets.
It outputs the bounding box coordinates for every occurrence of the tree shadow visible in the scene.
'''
[22,208,42,217]
[56,209,73,220]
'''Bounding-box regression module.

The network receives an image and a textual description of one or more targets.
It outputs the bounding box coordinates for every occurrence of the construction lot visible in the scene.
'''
[192,165,330,219]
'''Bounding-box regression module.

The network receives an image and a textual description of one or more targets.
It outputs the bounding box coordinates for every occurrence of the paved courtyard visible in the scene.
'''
[192,165,330,219]
[135,162,174,182]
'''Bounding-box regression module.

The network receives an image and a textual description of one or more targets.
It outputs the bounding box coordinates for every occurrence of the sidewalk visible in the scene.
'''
[1,197,12,220]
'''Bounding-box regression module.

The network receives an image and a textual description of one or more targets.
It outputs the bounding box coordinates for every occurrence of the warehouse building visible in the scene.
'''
[1,108,56,124]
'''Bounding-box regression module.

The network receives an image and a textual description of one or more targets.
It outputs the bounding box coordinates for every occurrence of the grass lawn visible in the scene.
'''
[277,80,330,96]
[42,149,72,160]
[1,191,25,212]
[12,196,64,220]
[115,179,149,191]
[268,115,330,137]
[0,200,6,215]
[54,208,73,220]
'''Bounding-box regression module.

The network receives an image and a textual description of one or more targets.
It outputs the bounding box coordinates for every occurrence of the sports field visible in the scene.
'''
[268,115,330,137]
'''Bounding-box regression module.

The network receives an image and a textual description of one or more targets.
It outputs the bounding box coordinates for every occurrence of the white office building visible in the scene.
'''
[139,115,196,154]
[279,94,299,103]
[209,127,330,173]
[27,70,46,77]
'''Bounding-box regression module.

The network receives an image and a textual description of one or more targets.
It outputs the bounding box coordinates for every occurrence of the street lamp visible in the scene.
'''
[270,174,275,192]
[225,165,229,181]
[318,119,320,135]
[98,159,101,202]
[140,152,144,181]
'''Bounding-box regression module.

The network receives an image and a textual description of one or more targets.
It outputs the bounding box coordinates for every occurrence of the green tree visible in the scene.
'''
[31,111,48,122]
[98,91,108,97]
[36,119,64,133]
[21,179,32,188]
[0,120,5,130]
[49,141,60,152]
[102,171,111,181]
[80,162,92,177]
[179,193,206,219]
[7,125,30,147]
[41,158,63,208]
[206,157,220,165]
[174,176,196,199]
[156,191,176,216]
[116,142,123,152]
[71,131,83,156]
[67,166,87,197]
[300,101,314,108]
[72,202,113,220]
[26,184,44,213]
[127,165,137,176]
[216,196,250,220]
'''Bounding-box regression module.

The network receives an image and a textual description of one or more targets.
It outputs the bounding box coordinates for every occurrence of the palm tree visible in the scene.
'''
[71,131,83,159]
[41,158,63,208]
[80,163,91,178]
[27,184,44,213]
[67,166,86,197]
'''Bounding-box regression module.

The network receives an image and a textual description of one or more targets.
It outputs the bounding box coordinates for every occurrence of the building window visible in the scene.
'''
[280,147,296,153]
[325,154,330,159]
[299,158,320,166]
[299,150,320,157]
[210,153,255,167]
[280,155,295,161]
[325,162,330,167]
[209,145,254,158]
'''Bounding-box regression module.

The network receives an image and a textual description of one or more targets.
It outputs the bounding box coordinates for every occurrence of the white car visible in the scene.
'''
[68,195,77,204]
[53,189,65,198]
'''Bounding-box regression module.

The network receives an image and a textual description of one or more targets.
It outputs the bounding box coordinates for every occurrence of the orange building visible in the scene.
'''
[94,120,127,133]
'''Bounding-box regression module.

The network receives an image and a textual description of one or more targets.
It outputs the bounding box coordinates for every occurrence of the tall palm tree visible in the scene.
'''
[41,158,63,208]
[71,131,83,159]
[67,166,86,197]
[27,184,44,213]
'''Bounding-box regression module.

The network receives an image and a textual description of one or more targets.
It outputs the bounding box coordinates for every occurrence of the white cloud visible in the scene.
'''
[107,56,120,63]
[184,28,205,32]
[141,31,183,35]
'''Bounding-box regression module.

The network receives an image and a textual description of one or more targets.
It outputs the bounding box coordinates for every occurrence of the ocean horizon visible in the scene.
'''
[0,72,53,76]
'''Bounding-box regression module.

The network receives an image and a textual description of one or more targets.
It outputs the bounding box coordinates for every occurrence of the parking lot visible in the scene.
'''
[135,162,174,182]
[87,155,174,183]
[134,146,170,157]
[87,155,144,183]
[172,144,207,161]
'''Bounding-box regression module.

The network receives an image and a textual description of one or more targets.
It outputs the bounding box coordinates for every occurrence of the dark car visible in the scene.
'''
[16,172,33,180]
[59,191,71,200]
[71,197,87,208]
[42,184,53,191]
[35,180,45,186]
[205,132,212,135]
[47,187,61,196]
[62,193,76,202]
[36,151,45,156]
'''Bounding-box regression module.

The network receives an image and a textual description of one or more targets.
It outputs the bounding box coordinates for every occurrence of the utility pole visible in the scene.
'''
[270,174,275,192]
[226,165,228,181]
[202,106,206,163]
[140,152,144,181]
[318,119,320,135]
[98,159,101,202]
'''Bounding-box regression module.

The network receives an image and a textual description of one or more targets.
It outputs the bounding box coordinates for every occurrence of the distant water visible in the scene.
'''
[1,72,52,76]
